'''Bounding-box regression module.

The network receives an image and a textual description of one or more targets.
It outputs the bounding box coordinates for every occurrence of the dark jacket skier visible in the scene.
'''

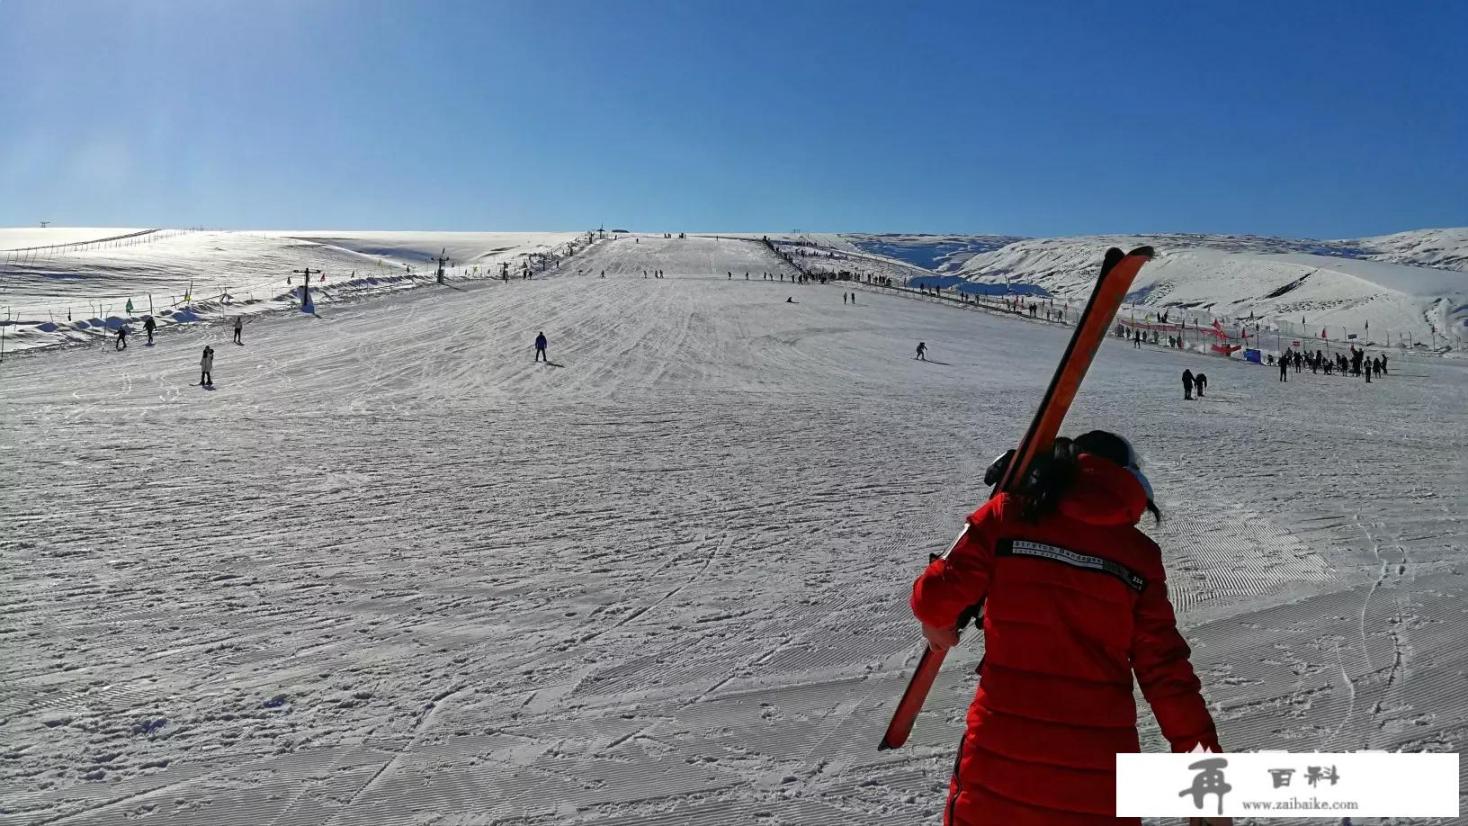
[911,431,1221,826]
[143,316,156,344]
[915,342,927,361]
[534,332,548,362]
[1194,372,1207,397]
[1182,369,1194,400]
[115,325,128,351]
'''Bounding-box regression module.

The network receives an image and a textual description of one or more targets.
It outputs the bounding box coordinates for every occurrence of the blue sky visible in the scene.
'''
[1,0,1463,237]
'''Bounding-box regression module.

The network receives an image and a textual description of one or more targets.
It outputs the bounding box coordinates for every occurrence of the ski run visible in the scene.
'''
[3,233,1466,825]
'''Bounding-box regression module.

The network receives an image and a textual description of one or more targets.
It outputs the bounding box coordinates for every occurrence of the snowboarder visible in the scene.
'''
[534,331,548,363]
[1194,372,1207,398]
[915,342,927,361]
[143,315,156,344]
[233,316,244,345]
[115,324,129,350]
[910,431,1223,826]
[1182,368,1194,400]
[199,346,214,386]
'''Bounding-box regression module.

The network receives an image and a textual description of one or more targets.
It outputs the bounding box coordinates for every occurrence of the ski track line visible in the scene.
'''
[323,683,469,825]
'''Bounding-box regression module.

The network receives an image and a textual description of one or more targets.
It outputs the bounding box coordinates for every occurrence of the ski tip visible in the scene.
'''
[1098,247,1126,278]
[877,740,895,752]
[1127,245,1156,260]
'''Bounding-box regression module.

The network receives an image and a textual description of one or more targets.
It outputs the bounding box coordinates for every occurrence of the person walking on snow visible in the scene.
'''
[534,331,548,362]
[233,316,244,345]
[1182,368,1194,400]
[915,342,927,361]
[115,324,129,351]
[1279,351,1289,382]
[911,431,1226,826]
[199,346,214,386]
[143,315,156,344]
[1194,372,1207,398]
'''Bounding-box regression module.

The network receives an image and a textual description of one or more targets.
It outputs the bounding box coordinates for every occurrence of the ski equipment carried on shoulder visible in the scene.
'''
[877,245,1155,751]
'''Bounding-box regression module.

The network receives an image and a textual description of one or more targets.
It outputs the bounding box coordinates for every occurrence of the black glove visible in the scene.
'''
[983,449,1016,488]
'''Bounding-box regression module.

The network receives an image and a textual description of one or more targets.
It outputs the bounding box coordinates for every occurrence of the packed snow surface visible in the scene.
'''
[3,235,1466,825]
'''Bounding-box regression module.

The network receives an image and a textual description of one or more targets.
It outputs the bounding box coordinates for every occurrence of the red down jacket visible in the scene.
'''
[911,453,1220,826]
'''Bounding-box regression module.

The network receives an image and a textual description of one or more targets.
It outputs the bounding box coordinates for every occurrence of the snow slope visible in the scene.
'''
[955,235,1468,346]
[0,230,583,352]
[3,235,1465,825]
[1356,227,1468,272]
[0,227,152,250]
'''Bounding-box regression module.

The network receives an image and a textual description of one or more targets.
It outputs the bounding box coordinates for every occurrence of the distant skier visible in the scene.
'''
[1379,353,1388,375]
[910,430,1223,826]
[1182,368,1194,400]
[115,324,129,351]
[843,293,848,305]
[915,342,927,361]
[233,316,244,345]
[785,296,794,303]
[849,293,855,305]
[1279,351,1289,382]
[534,331,548,363]
[143,315,156,344]
[199,345,214,386]
[1194,372,1207,397]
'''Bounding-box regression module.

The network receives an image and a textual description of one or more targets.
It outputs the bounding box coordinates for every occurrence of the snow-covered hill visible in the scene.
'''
[0,229,584,352]
[844,233,1025,272]
[1356,227,1468,272]
[954,234,1468,347]
[4,227,1466,354]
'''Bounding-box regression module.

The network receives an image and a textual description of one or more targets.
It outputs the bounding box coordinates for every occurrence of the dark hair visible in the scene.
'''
[1015,431,1161,524]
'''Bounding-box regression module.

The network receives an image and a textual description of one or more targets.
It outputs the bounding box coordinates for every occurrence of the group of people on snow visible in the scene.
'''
[1275,345,1385,383]
[110,314,246,389]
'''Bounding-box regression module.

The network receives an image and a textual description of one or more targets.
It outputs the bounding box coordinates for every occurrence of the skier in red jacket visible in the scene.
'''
[910,430,1226,826]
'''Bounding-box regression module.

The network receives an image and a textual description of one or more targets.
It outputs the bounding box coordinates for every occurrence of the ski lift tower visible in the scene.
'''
[433,248,451,284]
[292,266,321,309]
